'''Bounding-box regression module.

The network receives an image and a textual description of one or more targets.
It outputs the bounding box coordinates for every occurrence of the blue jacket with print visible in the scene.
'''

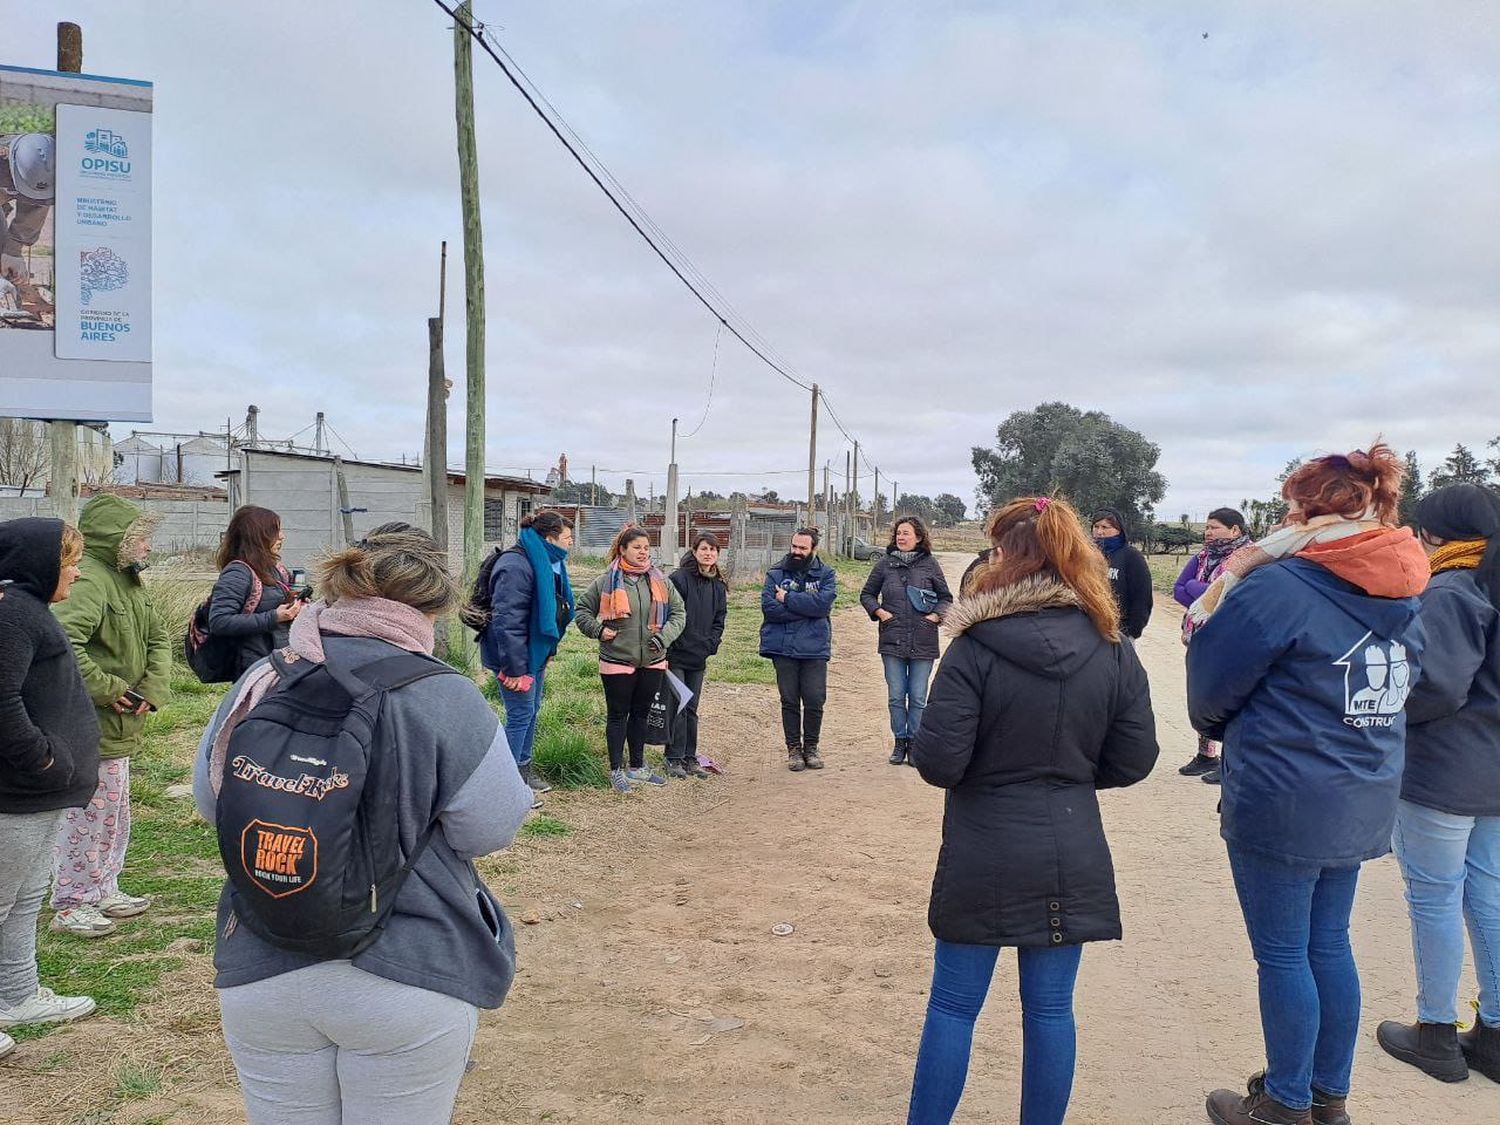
[1187,558,1425,867]
[759,556,837,661]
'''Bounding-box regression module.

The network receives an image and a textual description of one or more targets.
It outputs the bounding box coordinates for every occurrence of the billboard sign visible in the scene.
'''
[1,64,152,422]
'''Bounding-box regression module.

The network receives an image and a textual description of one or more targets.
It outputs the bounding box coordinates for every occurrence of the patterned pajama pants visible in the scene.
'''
[50,759,132,910]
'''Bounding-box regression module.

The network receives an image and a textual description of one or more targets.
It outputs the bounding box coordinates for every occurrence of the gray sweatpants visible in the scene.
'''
[0,810,64,1007]
[218,960,479,1125]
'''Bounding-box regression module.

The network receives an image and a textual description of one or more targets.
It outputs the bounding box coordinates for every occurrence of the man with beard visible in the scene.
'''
[760,528,837,772]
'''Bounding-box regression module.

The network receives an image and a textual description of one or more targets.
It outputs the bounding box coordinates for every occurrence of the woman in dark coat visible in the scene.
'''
[1090,507,1153,639]
[207,505,301,681]
[861,517,954,765]
[665,533,728,779]
[907,497,1159,1125]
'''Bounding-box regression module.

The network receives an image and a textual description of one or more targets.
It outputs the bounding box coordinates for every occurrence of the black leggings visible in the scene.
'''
[601,668,664,771]
[771,657,827,749]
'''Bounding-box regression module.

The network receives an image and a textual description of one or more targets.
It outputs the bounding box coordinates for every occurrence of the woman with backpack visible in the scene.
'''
[1173,507,1252,784]
[470,511,576,805]
[861,516,953,765]
[205,506,302,682]
[0,519,101,1052]
[1188,443,1429,1125]
[1376,483,1500,1084]
[665,532,728,779]
[194,523,533,1125]
[574,526,686,795]
[906,496,1159,1125]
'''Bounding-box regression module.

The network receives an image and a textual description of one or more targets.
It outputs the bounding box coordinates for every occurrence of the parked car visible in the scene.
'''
[843,536,881,561]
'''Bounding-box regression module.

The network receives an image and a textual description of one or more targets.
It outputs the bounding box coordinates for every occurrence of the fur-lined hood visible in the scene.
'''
[78,493,161,572]
[945,574,1109,680]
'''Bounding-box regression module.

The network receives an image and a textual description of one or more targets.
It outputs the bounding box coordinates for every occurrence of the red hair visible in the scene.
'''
[1282,440,1403,525]
[976,496,1120,641]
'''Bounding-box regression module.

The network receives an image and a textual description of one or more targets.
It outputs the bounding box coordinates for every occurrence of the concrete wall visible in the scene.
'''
[0,496,230,554]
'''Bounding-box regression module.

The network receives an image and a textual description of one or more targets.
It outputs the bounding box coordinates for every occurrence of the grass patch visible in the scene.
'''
[114,1059,164,1100]
[519,813,571,838]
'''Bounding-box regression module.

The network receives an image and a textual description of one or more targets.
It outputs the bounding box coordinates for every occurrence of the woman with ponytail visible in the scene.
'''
[1188,443,1429,1125]
[574,527,686,794]
[906,496,1159,1125]
[1377,483,1500,1084]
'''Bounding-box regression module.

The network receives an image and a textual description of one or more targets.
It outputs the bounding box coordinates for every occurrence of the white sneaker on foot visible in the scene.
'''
[49,905,117,937]
[98,890,152,918]
[0,1030,14,1057]
[0,986,97,1027]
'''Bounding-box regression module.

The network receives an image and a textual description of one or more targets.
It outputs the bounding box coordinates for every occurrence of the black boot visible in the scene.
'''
[888,738,907,765]
[1376,1020,1468,1082]
[1458,1018,1500,1083]
[802,744,824,769]
[1179,752,1218,776]
[787,742,806,772]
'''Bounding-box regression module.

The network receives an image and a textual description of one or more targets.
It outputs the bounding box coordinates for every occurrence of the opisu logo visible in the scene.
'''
[230,755,350,801]
[241,820,318,899]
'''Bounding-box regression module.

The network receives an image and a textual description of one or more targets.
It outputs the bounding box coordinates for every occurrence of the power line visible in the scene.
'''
[679,324,721,440]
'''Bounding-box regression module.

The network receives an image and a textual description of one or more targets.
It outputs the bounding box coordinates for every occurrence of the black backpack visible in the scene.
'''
[215,648,458,959]
[459,546,509,638]
[185,562,265,684]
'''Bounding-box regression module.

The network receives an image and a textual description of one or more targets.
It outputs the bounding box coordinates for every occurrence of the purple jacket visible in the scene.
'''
[1173,556,1210,610]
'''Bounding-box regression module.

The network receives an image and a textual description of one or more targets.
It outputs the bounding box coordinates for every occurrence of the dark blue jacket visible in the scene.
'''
[1188,558,1425,868]
[1403,569,1500,817]
[479,548,532,679]
[759,556,837,661]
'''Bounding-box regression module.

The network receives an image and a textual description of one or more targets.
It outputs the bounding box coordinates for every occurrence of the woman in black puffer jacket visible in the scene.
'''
[665,533,728,779]
[860,517,953,764]
[206,505,302,681]
[906,496,1158,1125]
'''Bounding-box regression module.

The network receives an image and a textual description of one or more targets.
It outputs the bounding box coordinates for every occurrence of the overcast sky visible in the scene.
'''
[5,1,1499,518]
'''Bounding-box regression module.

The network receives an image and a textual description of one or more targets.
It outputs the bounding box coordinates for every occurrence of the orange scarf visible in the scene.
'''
[599,559,671,632]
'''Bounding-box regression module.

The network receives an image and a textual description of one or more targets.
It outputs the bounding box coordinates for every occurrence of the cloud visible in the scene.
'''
[5,0,1498,518]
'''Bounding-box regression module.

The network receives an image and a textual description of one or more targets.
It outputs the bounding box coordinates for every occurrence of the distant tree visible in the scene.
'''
[695,489,724,501]
[1488,436,1500,481]
[1428,443,1491,490]
[971,402,1166,528]
[759,489,779,503]
[0,418,49,491]
[1153,523,1200,556]
[932,493,967,526]
[1178,513,1190,526]
[1398,450,1423,527]
[549,479,614,507]
[895,493,939,525]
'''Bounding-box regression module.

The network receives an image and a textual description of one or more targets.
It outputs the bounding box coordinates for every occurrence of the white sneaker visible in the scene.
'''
[98,890,152,918]
[0,986,97,1027]
[49,905,117,937]
[0,1030,14,1057]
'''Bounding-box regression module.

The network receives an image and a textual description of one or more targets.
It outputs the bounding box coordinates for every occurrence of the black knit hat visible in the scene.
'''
[1417,484,1500,609]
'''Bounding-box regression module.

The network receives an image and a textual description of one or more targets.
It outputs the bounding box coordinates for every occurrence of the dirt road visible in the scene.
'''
[5,553,1492,1123]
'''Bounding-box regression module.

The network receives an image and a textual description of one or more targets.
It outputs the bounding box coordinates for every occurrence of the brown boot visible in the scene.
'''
[1248,1071,1348,1125]
[802,744,824,770]
[786,744,806,772]
[1206,1086,1311,1125]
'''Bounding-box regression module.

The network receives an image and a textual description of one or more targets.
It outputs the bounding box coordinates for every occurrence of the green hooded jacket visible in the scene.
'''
[50,494,173,759]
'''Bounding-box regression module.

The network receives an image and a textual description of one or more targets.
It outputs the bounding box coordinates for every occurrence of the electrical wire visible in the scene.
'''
[324,421,360,462]
[678,324,721,440]
[431,0,813,392]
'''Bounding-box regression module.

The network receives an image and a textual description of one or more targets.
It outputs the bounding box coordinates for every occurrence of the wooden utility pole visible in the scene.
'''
[893,481,898,522]
[453,3,486,582]
[333,457,356,546]
[873,466,881,530]
[425,242,449,551]
[806,383,819,519]
[47,23,85,524]
[591,464,597,506]
[851,440,860,548]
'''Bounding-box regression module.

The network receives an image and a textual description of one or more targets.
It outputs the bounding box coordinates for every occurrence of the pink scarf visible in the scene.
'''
[208,597,435,795]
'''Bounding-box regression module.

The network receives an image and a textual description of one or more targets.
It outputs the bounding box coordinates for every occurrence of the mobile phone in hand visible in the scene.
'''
[122,689,156,712]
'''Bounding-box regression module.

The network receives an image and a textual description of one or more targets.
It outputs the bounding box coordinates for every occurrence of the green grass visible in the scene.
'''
[114,1059,165,1100]
[519,813,571,838]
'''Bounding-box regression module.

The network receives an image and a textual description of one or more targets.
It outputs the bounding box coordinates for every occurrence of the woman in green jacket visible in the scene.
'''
[574,527,686,794]
[48,495,172,937]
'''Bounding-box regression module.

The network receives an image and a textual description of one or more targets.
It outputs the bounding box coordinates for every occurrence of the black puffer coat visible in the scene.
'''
[859,549,953,660]
[668,554,728,671]
[911,576,1159,947]
[207,560,293,682]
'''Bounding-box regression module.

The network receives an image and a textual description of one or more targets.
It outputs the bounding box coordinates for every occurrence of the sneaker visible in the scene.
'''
[1202,766,1222,785]
[609,769,633,795]
[802,745,825,770]
[0,1030,13,1058]
[665,760,690,780]
[97,890,152,919]
[520,762,552,794]
[685,757,710,779]
[529,790,544,810]
[49,906,116,937]
[0,986,98,1028]
[625,767,667,787]
[1178,752,1219,776]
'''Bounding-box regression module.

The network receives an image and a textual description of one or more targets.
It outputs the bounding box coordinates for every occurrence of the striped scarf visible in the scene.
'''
[1430,538,1486,575]
[599,559,671,632]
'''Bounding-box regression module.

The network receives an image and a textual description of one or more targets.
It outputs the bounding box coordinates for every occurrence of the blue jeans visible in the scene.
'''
[1392,799,1500,1027]
[882,655,934,739]
[907,940,1082,1125]
[498,668,545,769]
[1226,846,1362,1110]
